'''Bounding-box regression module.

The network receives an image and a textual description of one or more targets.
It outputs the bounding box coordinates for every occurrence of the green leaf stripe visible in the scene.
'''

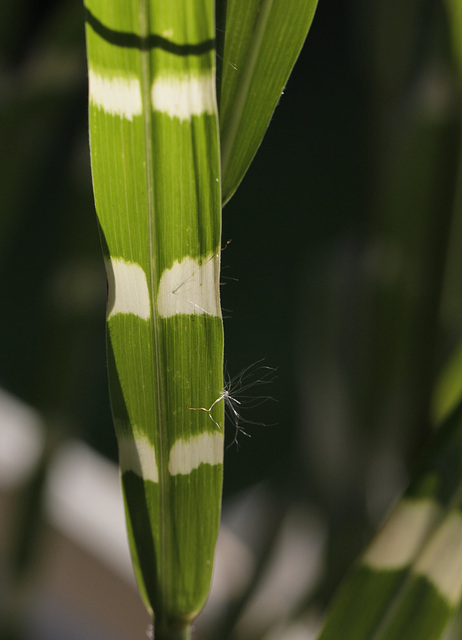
[85,0,223,632]
[318,401,462,640]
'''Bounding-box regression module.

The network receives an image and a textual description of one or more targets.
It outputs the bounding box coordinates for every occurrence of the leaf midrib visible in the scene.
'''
[139,0,169,609]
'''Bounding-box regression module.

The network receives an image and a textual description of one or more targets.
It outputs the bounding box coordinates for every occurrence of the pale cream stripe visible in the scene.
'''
[363,499,442,570]
[157,254,221,318]
[118,434,158,483]
[414,511,462,606]
[151,71,216,120]
[106,258,151,320]
[89,70,142,121]
[169,432,223,475]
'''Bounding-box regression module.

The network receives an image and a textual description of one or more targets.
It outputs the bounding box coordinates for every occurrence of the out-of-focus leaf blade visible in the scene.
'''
[433,339,462,425]
[318,401,462,640]
[432,0,462,427]
[217,0,318,205]
[447,0,462,78]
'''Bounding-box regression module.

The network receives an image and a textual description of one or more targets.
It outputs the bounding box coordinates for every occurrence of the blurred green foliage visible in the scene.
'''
[1,0,462,636]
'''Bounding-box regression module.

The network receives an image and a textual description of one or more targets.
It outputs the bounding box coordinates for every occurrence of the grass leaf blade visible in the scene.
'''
[84,1,223,633]
[217,0,318,204]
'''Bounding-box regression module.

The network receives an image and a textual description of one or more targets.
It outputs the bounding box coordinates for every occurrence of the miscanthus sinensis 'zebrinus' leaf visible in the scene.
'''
[84,0,223,634]
[216,0,318,205]
[318,401,462,640]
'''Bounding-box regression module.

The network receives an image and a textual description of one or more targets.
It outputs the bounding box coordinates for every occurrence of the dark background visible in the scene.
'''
[1,0,462,629]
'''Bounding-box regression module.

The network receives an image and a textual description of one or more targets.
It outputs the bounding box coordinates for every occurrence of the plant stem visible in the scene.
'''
[154,619,192,640]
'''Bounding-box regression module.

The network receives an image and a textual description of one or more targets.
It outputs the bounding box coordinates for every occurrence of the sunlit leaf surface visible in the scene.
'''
[84,1,223,634]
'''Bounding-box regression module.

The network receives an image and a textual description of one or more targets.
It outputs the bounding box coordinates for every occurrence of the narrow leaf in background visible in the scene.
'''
[217,0,318,204]
[432,0,462,426]
[84,1,223,636]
